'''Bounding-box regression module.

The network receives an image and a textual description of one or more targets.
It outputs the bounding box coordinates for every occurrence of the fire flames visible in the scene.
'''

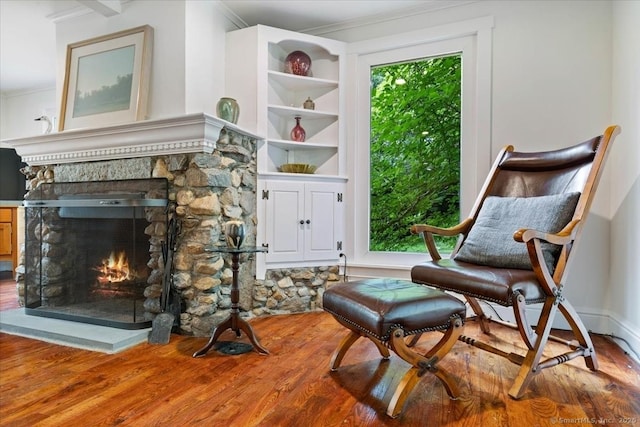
[94,251,135,284]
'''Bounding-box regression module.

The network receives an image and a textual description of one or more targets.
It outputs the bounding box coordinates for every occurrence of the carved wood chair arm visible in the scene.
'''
[513,219,581,245]
[410,218,473,237]
[411,219,474,260]
[514,219,582,296]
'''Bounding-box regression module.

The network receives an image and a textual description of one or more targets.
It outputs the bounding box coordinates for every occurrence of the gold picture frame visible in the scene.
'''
[59,25,153,131]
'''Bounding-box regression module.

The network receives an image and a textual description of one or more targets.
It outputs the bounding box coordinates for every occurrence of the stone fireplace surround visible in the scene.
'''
[8,113,340,337]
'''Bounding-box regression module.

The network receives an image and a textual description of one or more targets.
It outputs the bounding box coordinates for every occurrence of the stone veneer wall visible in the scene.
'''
[15,129,342,337]
[253,266,341,316]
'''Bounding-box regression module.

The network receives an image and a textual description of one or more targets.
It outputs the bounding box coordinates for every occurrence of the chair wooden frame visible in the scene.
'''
[410,125,620,399]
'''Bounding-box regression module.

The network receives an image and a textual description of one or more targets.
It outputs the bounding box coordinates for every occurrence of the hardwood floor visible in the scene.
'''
[1,277,639,426]
[0,275,19,310]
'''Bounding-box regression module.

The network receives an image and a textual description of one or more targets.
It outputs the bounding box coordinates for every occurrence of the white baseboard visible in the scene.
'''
[599,313,640,364]
[478,302,640,364]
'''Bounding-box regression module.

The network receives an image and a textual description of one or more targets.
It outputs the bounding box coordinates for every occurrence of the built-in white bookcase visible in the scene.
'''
[225,25,347,277]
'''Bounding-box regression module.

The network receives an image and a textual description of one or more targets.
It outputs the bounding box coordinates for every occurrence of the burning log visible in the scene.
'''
[94,251,135,284]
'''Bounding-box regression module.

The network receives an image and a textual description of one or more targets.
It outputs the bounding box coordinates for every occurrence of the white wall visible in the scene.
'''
[609,0,640,358]
[185,1,233,114]
[0,87,56,141]
[54,0,188,121]
[1,1,239,141]
[324,1,639,355]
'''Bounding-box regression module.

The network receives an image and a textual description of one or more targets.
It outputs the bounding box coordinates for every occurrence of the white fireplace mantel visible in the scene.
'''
[2,113,262,166]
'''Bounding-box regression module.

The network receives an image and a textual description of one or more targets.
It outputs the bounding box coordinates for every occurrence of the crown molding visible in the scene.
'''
[214,0,249,30]
[305,1,479,37]
[1,85,56,99]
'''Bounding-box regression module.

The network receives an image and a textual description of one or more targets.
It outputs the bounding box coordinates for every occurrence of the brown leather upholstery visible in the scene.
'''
[411,259,545,306]
[323,278,466,341]
[488,138,600,198]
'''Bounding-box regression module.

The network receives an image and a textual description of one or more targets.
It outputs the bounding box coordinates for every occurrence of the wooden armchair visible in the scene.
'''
[410,125,620,399]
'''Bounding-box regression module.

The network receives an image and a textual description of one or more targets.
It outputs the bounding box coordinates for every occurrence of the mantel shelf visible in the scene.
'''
[2,113,263,166]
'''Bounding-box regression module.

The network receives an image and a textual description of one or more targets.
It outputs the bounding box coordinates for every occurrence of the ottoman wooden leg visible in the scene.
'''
[330,328,391,371]
[387,317,463,418]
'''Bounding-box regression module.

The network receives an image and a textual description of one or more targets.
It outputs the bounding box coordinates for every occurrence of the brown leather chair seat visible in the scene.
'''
[411,259,546,306]
[323,278,466,340]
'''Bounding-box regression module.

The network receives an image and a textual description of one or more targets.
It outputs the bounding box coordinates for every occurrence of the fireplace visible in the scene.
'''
[6,114,267,337]
[23,179,168,329]
[6,115,339,339]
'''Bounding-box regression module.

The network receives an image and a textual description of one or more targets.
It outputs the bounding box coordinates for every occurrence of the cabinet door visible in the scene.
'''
[0,223,11,256]
[304,183,342,261]
[265,181,305,263]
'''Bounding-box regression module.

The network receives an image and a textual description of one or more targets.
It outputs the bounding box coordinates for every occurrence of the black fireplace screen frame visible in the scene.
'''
[23,178,168,330]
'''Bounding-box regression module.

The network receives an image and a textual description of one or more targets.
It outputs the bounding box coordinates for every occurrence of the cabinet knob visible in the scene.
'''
[299,220,304,225]
[306,219,311,225]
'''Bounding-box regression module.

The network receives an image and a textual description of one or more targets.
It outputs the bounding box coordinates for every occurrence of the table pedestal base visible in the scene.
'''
[215,341,253,355]
[192,314,269,357]
[193,247,269,358]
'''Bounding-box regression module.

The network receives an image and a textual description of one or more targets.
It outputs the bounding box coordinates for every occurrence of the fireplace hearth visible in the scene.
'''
[23,179,168,329]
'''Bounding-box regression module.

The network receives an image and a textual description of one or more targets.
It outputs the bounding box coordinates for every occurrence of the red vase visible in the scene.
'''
[290,116,306,142]
[285,51,311,76]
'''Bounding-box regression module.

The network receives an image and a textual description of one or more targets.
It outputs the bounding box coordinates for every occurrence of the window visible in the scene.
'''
[347,17,493,272]
[370,54,462,253]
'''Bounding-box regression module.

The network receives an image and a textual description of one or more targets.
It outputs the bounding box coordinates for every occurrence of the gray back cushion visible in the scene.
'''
[454,192,580,270]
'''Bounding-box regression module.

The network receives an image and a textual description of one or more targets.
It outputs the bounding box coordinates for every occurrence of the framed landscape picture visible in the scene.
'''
[59,25,153,131]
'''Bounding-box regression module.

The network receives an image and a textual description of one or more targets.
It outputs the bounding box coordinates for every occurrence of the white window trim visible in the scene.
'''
[344,16,494,278]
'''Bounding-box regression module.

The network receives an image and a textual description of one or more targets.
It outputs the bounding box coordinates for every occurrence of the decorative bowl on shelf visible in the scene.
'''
[284,50,312,76]
[279,163,317,174]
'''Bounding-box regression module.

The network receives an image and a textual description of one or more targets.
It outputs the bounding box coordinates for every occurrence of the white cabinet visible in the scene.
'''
[226,25,348,278]
[259,180,345,268]
[225,25,347,178]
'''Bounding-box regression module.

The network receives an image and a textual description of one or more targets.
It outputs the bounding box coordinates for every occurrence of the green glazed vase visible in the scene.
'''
[216,97,240,124]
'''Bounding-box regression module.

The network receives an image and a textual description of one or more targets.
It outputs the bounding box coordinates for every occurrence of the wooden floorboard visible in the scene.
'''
[0,275,19,311]
[1,278,639,426]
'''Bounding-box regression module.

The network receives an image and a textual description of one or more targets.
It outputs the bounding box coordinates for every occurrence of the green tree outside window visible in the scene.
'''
[370,55,462,253]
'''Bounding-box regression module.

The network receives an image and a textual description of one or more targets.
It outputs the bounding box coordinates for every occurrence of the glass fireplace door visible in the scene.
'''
[23,179,168,329]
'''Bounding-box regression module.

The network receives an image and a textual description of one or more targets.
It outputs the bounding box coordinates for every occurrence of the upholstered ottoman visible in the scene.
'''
[323,278,466,418]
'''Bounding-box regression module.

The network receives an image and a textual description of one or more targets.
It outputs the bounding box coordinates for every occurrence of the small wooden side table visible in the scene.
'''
[192,246,269,357]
